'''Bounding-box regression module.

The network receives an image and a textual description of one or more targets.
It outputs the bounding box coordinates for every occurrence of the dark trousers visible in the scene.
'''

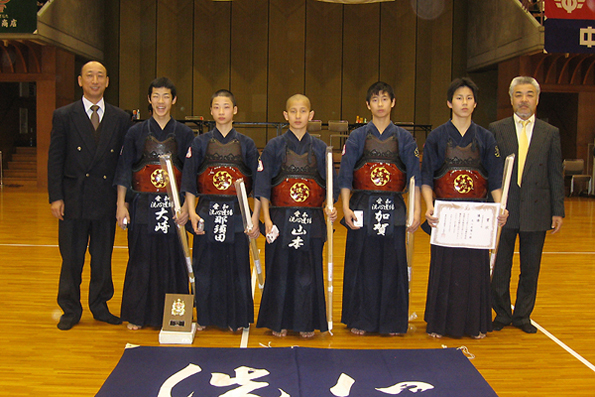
[491,228,546,326]
[57,218,117,320]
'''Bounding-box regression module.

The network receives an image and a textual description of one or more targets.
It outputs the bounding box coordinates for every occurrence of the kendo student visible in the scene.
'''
[255,94,337,338]
[180,89,260,332]
[114,77,195,330]
[48,61,131,330]
[421,77,507,339]
[338,81,421,336]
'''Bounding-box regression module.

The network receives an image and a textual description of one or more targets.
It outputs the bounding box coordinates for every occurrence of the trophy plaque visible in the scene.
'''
[159,293,197,344]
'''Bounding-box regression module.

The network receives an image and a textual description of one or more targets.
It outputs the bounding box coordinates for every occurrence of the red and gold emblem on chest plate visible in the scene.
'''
[290,182,310,203]
[151,169,170,189]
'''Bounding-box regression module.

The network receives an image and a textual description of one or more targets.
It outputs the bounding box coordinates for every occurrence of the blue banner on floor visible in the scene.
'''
[96,346,497,397]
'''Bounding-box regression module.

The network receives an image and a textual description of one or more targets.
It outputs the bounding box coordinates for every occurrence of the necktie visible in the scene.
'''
[90,105,100,130]
[517,120,530,186]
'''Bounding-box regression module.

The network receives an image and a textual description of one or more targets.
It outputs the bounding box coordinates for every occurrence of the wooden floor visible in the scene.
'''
[0,185,594,396]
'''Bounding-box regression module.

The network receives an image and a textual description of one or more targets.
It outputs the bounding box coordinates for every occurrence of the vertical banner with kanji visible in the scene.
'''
[0,0,37,34]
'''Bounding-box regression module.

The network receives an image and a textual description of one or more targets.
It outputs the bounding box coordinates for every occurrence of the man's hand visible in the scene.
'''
[116,202,130,229]
[50,200,65,220]
[498,209,509,227]
[245,212,261,239]
[343,207,360,230]
[551,216,563,234]
[325,206,338,223]
[264,219,273,236]
[189,212,205,235]
[407,212,421,233]
[425,206,438,228]
[174,204,189,226]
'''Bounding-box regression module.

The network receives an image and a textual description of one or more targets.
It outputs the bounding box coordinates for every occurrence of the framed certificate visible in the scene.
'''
[430,201,501,249]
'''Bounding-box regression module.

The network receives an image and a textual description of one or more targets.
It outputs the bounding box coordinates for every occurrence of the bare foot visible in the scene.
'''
[272,329,287,337]
[300,331,315,338]
[428,332,442,339]
[471,332,486,339]
[351,328,366,336]
[389,332,404,336]
[196,324,206,331]
[127,323,142,330]
[229,326,244,332]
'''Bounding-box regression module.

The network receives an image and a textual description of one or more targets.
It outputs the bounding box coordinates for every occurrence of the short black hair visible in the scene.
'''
[447,77,478,103]
[366,81,395,103]
[148,77,177,99]
[211,89,236,107]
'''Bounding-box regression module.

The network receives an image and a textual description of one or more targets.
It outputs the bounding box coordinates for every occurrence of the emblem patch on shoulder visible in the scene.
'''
[257,158,264,172]
[186,147,192,158]
[495,145,500,158]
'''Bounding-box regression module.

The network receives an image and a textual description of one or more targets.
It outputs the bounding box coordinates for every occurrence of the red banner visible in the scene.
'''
[545,0,595,19]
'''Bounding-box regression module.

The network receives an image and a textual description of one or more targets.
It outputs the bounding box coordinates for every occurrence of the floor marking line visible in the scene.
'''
[512,304,595,373]
[531,318,595,373]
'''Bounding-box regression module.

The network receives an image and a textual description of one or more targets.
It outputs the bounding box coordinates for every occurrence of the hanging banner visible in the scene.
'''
[545,0,595,20]
[0,0,37,34]
[545,18,595,53]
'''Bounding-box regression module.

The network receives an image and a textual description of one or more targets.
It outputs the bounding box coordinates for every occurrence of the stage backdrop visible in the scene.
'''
[96,346,497,397]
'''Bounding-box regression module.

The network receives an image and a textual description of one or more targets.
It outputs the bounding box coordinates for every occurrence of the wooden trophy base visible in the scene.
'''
[159,322,197,345]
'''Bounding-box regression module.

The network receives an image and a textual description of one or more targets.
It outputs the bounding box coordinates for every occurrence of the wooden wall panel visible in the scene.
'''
[305,0,343,124]
[342,4,380,122]
[104,0,121,107]
[469,68,498,129]
[119,0,157,114]
[380,1,416,124]
[268,0,306,124]
[414,1,453,131]
[230,0,269,122]
[577,91,595,164]
[115,0,460,146]
[36,47,58,188]
[157,0,194,119]
[192,0,232,118]
[230,0,269,147]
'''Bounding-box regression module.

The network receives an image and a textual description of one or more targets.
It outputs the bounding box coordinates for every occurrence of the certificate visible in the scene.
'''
[430,201,501,249]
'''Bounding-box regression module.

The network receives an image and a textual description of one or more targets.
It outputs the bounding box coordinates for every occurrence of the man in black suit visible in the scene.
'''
[489,76,565,334]
[48,61,132,330]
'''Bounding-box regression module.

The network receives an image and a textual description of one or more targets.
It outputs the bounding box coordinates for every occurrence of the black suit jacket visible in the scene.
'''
[48,100,131,220]
[489,117,565,232]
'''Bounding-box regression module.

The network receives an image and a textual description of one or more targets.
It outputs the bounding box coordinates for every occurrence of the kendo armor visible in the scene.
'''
[196,138,252,196]
[353,133,407,192]
[270,148,325,207]
[132,135,182,193]
[433,139,488,200]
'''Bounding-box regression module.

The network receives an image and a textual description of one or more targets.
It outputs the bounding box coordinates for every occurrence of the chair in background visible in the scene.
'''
[307,120,322,139]
[328,120,350,168]
[563,159,592,196]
